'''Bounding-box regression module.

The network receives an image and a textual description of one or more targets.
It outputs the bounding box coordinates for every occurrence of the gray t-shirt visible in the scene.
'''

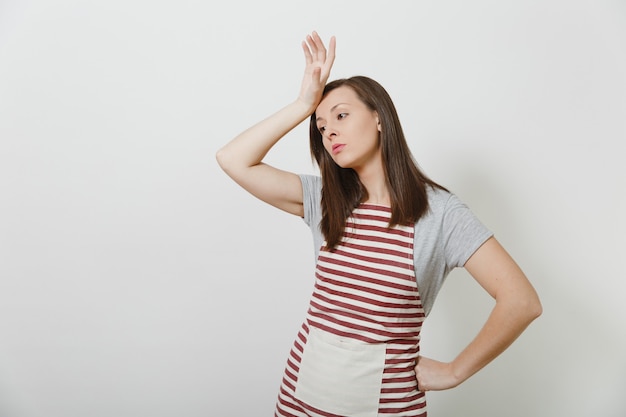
[299,174,493,317]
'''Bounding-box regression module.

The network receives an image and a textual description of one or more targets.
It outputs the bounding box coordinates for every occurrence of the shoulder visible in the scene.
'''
[422,185,460,222]
[426,185,453,210]
[425,185,476,217]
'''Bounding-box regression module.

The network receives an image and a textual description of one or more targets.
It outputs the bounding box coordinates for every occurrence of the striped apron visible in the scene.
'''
[275,204,427,417]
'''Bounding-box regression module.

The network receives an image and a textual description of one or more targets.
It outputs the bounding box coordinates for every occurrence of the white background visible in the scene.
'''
[1,1,625,416]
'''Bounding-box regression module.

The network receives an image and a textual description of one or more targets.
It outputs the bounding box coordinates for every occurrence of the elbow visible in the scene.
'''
[215,147,226,169]
[524,284,543,321]
[215,144,250,177]
[517,293,543,325]
[215,146,233,174]
[530,296,543,321]
[499,291,542,326]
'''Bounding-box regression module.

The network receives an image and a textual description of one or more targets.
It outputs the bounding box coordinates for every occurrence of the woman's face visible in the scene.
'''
[315,86,381,171]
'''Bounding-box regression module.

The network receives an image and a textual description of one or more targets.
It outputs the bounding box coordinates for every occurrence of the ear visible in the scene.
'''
[374,112,381,132]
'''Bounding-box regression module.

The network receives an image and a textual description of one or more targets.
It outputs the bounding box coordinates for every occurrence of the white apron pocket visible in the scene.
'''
[294,327,386,417]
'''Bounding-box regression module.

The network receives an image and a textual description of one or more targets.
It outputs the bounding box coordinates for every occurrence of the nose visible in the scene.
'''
[323,126,337,141]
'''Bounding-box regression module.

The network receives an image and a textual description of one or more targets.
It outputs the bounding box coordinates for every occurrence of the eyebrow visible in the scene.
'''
[315,103,349,123]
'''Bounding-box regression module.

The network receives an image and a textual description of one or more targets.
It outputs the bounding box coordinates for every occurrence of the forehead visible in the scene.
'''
[316,86,362,114]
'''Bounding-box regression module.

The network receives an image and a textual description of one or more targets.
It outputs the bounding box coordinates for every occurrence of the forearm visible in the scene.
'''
[449,296,542,385]
[451,237,543,385]
[216,99,314,172]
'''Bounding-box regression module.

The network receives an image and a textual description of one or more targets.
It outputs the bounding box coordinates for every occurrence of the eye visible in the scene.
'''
[318,126,326,133]
[337,113,348,120]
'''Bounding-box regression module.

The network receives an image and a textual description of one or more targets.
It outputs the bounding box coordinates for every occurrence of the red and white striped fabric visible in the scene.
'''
[275,204,427,417]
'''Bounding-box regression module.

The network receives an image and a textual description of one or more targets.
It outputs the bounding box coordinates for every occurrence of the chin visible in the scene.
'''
[331,158,351,169]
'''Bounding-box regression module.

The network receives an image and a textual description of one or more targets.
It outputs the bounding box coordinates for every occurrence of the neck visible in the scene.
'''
[355,158,390,206]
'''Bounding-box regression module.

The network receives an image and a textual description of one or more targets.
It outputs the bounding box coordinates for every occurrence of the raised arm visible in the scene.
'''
[415,237,542,391]
[215,32,336,217]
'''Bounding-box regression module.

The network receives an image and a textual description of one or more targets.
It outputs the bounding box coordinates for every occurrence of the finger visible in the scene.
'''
[306,34,319,57]
[311,31,327,61]
[302,41,312,65]
[415,372,428,392]
[324,35,336,70]
[414,356,424,391]
[415,376,425,392]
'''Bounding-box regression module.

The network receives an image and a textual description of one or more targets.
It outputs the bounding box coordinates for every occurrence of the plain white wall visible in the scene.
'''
[1,0,625,416]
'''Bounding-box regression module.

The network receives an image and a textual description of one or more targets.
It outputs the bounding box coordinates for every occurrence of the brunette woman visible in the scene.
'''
[216,31,542,417]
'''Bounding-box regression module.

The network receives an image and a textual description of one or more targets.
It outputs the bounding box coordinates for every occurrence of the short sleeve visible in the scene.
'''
[299,174,322,226]
[298,174,324,261]
[442,194,493,268]
[414,189,494,316]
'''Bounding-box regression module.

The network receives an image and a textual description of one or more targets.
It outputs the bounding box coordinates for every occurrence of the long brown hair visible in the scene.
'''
[309,76,446,250]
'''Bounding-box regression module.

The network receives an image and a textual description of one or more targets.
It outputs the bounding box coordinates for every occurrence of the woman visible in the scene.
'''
[216,31,542,417]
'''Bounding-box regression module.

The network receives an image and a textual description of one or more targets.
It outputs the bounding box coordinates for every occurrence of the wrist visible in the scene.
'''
[294,97,318,115]
[448,359,468,387]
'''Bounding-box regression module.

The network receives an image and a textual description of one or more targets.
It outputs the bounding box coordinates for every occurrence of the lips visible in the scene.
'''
[331,144,346,154]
